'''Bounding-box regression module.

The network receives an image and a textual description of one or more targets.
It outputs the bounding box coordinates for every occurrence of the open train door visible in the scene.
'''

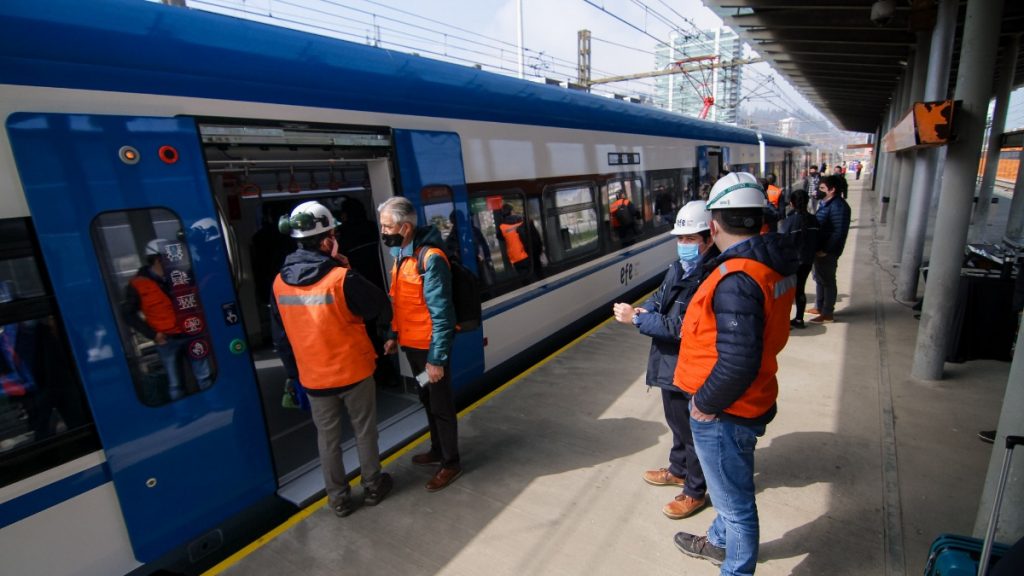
[6,113,276,562]
[698,145,728,186]
[390,129,484,396]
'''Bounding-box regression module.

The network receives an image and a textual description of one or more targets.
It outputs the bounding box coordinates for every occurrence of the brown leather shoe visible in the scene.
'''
[426,466,462,492]
[411,451,441,466]
[662,494,707,519]
[809,314,834,324]
[642,468,685,487]
[805,307,821,316]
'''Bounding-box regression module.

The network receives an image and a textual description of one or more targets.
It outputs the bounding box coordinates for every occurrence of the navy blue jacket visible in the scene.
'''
[816,195,851,257]
[635,246,719,391]
[779,210,820,267]
[694,233,800,427]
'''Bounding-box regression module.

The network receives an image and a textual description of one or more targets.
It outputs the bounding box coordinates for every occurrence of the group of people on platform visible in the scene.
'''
[612,169,851,575]
[268,197,464,518]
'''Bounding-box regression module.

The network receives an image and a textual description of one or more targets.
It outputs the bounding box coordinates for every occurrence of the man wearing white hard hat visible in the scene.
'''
[271,200,394,517]
[613,200,718,520]
[671,173,799,576]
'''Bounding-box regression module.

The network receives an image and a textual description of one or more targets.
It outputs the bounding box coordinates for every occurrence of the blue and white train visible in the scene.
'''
[0,1,808,574]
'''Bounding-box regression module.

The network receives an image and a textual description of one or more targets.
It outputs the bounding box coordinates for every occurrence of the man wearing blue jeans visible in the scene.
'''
[673,173,798,576]
[808,175,851,324]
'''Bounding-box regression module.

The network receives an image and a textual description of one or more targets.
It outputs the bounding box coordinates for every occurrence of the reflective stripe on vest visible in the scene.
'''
[274,267,376,389]
[390,247,447,350]
[499,222,528,264]
[130,275,179,334]
[674,258,796,419]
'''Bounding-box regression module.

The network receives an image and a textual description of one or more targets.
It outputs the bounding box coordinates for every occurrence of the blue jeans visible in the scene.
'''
[690,413,765,576]
[156,336,213,400]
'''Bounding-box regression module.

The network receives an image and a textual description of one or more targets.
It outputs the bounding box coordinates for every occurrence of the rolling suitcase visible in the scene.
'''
[923,435,1022,576]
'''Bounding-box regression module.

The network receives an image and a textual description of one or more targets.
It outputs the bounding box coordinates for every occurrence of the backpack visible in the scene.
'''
[614,200,636,228]
[416,245,482,332]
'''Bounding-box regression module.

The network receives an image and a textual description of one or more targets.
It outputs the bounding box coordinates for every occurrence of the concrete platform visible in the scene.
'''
[209,178,1009,576]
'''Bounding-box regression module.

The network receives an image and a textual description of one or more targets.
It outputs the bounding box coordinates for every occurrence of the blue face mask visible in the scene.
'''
[677,242,700,264]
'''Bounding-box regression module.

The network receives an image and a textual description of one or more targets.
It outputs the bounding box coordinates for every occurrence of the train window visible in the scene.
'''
[92,210,218,407]
[0,218,98,487]
[543,183,599,263]
[421,185,455,241]
[602,176,644,246]
[469,191,542,293]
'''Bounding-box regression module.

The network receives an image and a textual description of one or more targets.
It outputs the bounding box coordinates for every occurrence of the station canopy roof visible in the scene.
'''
[705,1,1024,134]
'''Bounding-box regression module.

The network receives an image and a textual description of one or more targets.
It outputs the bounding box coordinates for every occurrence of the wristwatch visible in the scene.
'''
[632,313,642,327]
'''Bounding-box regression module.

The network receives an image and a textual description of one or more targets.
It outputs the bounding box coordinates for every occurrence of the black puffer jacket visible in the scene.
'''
[636,246,719,391]
[692,233,799,427]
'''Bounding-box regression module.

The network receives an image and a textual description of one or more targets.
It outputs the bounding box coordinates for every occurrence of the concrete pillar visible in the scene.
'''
[971,34,1020,242]
[895,0,958,301]
[1005,155,1024,245]
[882,74,910,226]
[890,34,932,262]
[972,323,1024,543]
[912,0,1005,380]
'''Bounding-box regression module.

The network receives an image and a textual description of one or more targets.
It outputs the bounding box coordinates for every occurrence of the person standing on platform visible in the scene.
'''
[806,165,822,214]
[378,196,462,492]
[779,189,820,329]
[672,172,798,576]
[808,175,851,324]
[272,201,393,518]
[612,200,718,520]
[832,165,848,199]
[855,161,863,180]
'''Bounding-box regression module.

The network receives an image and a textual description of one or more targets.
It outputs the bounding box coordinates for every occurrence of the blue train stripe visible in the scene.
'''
[0,464,111,528]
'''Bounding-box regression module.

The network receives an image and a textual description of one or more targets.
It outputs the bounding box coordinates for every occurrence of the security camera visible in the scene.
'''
[871,0,895,26]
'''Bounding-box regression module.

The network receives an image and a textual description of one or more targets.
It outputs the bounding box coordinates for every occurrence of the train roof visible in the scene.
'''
[0,0,807,150]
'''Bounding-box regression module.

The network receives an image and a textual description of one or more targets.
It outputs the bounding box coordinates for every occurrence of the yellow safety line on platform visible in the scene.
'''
[203,295,645,575]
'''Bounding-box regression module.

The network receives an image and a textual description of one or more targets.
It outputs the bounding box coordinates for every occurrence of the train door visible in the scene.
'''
[391,130,484,391]
[195,121,426,505]
[697,145,726,186]
[5,113,275,562]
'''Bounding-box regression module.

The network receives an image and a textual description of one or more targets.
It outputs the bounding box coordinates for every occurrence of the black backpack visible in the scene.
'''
[614,200,636,228]
[416,245,482,332]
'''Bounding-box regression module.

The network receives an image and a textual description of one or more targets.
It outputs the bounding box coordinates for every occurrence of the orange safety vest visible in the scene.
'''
[674,257,796,419]
[499,221,528,264]
[129,275,180,334]
[390,247,448,350]
[767,185,782,207]
[609,198,629,228]
[273,267,376,389]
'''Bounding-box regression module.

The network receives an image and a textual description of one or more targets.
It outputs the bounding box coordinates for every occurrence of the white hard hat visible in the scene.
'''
[671,200,710,235]
[280,201,338,238]
[145,239,170,256]
[706,172,767,210]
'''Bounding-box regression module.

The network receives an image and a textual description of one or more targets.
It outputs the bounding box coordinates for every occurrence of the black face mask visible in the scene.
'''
[381,232,404,248]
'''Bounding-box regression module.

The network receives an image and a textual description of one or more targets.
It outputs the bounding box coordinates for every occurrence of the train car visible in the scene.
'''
[0,1,807,574]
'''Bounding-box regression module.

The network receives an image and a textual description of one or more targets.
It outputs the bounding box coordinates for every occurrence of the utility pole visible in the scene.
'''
[577,29,591,88]
[516,0,524,79]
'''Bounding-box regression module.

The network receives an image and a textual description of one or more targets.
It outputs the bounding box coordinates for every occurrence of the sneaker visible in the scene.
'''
[978,430,996,444]
[805,308,821,316]
[426,466,462,492]
[790,318,805,329]
[674,531,725,566]
[642,468,685,487]
[332,497,355,518]
[809,314,834,324]
[364,472,393,506]
[411,451,442,466]
[663,494,707,519]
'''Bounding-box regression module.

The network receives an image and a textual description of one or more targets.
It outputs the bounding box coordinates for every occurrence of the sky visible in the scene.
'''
[181,0,832,127]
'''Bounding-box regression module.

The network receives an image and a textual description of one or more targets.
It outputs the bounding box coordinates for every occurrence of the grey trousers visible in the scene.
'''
[308,376,381,505]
